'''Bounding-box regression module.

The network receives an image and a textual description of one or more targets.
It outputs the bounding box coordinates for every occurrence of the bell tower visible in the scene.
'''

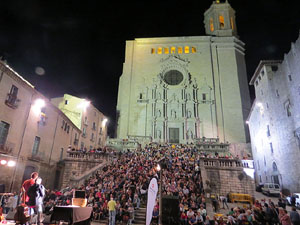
[204,0,238,37]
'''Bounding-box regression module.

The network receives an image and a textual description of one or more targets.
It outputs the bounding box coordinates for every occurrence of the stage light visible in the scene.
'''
[77,100,90,111]
[102,118,108,127]
[7,160,16,167]
[256,102,263,108]
[156,164,161,171]
[0,160,7,165]
[32,98,46,115]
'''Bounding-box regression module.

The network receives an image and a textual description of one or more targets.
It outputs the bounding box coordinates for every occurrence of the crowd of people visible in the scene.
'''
[1,142,300,225]
[203,198,300,225]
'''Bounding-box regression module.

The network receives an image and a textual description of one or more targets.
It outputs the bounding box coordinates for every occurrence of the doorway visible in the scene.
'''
[169,128,179,143]
[22,166,36,183]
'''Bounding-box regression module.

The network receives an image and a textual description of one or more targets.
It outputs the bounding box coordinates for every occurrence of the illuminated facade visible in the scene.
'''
[51,94,108,149]
[0,60,81,191]
[116,1,250,150]
[248,34,300,192]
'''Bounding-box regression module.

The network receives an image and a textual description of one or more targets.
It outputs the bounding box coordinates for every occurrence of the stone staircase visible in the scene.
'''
[134,206,146,225]
[92,206,146,225]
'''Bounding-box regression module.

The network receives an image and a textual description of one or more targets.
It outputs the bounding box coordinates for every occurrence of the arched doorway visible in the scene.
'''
[272,162,280,185]
[22,165,36,183]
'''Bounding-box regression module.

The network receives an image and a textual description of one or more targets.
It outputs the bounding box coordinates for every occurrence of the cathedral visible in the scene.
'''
[116,1,251,145]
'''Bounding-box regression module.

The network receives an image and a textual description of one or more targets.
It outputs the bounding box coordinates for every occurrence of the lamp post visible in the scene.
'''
[156,164,162,225]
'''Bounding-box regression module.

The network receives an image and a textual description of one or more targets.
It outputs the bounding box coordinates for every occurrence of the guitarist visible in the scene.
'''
[21,172,38,205]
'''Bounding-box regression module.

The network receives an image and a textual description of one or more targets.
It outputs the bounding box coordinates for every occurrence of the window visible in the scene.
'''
[178,47,183,54]
[258,76,261,81]
[98,137,101,145]
[267,125,270,137]
[64,123,67,131]
[139,93,143,99]
[164,47,169,54]
[276,90,279,97]
[6,85,19,107]
[99,127,103,135]
[271,66,278,71]
[171,47,176,54]
[184,46,189,54]
[151,48,155,54]
[74,133,78,145]
[32,136,41,155]
[202,93,206,101]
[0,121,10,147]
[191,47,196,53]
[210,18,214,32]
[255,81,258,86]
[288,75,292,81]
[230,17,234,30]
[83,127,87,137]
[219,15,225,29]
[164,70,184,85]
[91,133,94,142]
[80,142,84,150]
[272,162,278,171]
[67,125,70,133]
[286,103,292,117]
[264,156,266,166]
[61,120,65,129]
[92,122,96,130]
[60,148,64,161]
[270,142,273,153]
[65,100,68,105]
[157,47,162,54]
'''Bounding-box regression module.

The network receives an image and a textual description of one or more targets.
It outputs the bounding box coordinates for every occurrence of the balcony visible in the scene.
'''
[5,93,20,109]
[0,142,15,154]
[28,152,45,162]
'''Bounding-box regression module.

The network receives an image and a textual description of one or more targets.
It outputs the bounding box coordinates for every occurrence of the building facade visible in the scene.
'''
[116,1,251,148]
[51,94,108,150]
[248,34,300,192]
[0,60,83,191]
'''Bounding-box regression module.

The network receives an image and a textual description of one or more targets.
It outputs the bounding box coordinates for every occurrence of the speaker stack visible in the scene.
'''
[161,195,179,225]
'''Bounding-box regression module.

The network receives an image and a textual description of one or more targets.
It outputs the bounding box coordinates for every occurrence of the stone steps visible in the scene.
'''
[92,207,146,225]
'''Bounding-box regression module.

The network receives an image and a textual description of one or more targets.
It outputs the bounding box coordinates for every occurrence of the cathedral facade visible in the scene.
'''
[116,1,250,145]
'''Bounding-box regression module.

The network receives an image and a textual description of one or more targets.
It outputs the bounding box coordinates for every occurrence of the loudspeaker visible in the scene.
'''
[73,190,85,198]
[42,214,52,224]
[162,195,179,225]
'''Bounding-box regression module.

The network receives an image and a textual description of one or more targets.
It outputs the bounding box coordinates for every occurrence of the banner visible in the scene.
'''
[146,178,158,225]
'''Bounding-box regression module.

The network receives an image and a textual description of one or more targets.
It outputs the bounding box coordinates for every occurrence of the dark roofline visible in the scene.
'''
[249,60,282,85]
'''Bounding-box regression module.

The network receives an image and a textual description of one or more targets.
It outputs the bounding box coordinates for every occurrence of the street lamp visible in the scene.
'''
[156,164,162,225]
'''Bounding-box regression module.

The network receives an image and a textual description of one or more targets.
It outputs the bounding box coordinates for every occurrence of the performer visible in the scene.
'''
[27,177,45,224]
[21,172,38,204]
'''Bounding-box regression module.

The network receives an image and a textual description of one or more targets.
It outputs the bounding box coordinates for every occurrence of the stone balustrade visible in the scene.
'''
[65,151,115,162]
[106,138,140,150]
[202,158,242,168]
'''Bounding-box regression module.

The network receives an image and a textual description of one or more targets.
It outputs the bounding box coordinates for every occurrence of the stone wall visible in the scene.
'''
[61,152,113,188]
[201,158,255,197]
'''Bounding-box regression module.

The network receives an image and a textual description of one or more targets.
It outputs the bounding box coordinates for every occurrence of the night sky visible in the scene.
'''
[0,0,299,137]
